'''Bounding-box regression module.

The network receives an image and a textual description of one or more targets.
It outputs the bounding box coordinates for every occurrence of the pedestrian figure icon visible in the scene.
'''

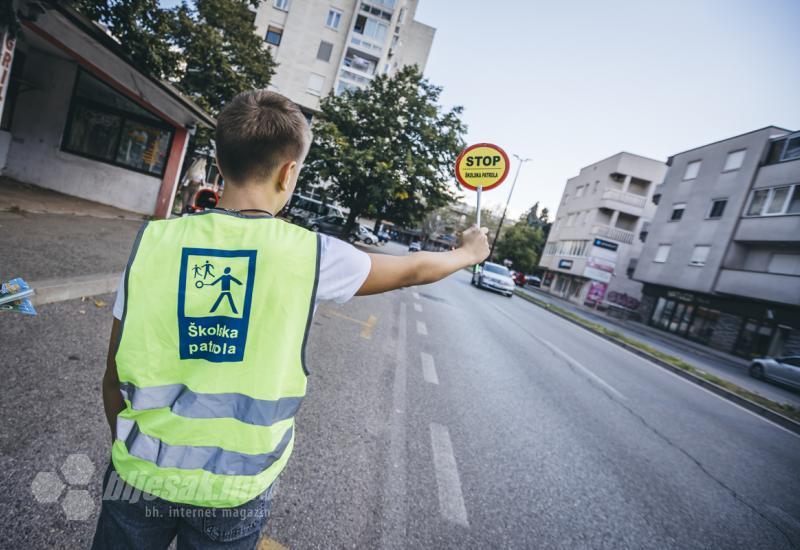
[209,267,242,314]
[192,261,215,280]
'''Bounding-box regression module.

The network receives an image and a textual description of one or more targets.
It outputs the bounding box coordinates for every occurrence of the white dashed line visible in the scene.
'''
[416,321,428,336]
[538,338,626,400]
[414,302,423,313]
[430,422,469,527]
[420,352,439,384]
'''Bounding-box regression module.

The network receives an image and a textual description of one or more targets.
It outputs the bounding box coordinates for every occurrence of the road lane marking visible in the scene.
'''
[420,352,439,384]
[412,291,421,300]
[414,302,423,313]
[417,321,428,336]
[537,338,626,400]
[322,309,377,340]
[430,422,469,527]
[380,303,408,547]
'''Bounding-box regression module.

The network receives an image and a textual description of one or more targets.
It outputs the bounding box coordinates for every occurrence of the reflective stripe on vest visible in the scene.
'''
[112,211,319,507]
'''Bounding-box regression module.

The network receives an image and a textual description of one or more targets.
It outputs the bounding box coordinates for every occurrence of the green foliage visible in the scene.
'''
[72,0,275,115]
[494,221,546,273]
[299,66,466,228]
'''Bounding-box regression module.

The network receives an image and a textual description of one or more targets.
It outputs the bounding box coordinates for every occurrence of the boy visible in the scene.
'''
[92,90,489,549]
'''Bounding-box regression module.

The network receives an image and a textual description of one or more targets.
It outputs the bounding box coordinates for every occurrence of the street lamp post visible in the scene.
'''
[489,154,531,261]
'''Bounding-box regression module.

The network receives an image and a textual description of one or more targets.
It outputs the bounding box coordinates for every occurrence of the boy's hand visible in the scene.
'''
[459,225,490,265]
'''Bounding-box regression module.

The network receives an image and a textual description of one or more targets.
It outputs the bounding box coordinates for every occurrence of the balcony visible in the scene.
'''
[715,269,800,305]
[734,215,800,243]
[600,189,647,211]
[591,224,634,244]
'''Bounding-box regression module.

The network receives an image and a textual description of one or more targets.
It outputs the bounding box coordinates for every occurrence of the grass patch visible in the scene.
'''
[515,290,800,424]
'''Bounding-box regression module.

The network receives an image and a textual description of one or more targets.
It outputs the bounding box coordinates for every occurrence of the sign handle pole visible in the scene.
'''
[473,187,482,276]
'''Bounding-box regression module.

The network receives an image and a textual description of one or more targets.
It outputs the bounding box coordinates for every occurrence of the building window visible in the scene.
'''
[307,74,325,96]
[683,160,701,180]
[61,70,173,177]
[670,202,686,221]
[707,199,727,219]
[765,133,800,164]
[745,184,800,216]
[575,185,585,197]
[654,244,671,263]
[274,0,290,11]
[354,15,389,41]
[768,253,800,275]
[689,245,710,266]
[326,9,342,29]
[317,41,333,62]
[723,149,746,172]
[265,26,283,46]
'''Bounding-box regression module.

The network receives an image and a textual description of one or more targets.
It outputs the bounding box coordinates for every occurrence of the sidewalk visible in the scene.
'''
[1,180,143,303]
[518,286,800,409]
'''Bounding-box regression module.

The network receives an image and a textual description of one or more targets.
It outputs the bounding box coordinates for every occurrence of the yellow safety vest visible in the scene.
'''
[112,210,319,507]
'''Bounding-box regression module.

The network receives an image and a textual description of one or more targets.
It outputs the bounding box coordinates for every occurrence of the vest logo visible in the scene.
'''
[178,248,257,362]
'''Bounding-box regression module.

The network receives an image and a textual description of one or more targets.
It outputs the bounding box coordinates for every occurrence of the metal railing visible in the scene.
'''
[601,189,647,209]
[591,224,634,244]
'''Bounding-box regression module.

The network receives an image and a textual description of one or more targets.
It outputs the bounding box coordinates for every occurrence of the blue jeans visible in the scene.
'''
[91,464,274,549]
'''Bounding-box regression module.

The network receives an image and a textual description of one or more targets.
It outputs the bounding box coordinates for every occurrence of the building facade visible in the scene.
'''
[539,153,667,314]
[634,127,800,358]
[0,2,214,217]
[253,0,435,114]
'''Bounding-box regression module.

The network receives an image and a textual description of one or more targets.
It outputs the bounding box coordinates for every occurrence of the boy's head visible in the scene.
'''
[215,90,311,206]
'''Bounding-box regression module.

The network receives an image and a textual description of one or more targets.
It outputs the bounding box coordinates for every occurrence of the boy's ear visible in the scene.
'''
[277,160,298,191]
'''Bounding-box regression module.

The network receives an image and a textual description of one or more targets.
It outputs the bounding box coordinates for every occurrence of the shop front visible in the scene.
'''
[0,3,214,217]
[642,284,800,358]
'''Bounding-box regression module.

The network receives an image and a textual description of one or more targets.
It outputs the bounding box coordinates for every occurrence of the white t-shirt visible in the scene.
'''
[112,234,371,320]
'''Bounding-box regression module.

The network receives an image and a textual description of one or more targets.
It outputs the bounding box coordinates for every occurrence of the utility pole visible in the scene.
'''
[489,154,531,261]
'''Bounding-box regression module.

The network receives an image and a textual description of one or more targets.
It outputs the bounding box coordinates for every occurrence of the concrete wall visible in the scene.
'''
[634,127,788,294]
[0,130,11,170]
[1,49,161,215]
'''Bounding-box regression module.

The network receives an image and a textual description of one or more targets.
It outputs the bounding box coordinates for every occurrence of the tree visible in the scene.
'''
[72,1,276,150]
[494,203,552,272]
[299,66,466,230]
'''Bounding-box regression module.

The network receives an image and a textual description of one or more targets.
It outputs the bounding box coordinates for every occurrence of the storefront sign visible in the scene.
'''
[0,31,16,119]
[583,257,614,282]
[593,238,618,252]
[558,259,573,270]
[587,281,607,303]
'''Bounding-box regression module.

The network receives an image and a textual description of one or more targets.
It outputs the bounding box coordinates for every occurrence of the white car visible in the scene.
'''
[749,356,800,390]
[356,225,379,245]
[471,262,515,297]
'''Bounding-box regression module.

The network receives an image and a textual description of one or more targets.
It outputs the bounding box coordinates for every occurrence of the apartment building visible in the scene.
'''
[634,127,800,358]
[539,153,667,313]
[253,0,435,114]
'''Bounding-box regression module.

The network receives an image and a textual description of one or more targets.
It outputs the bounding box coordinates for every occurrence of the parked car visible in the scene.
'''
[513,271,527,286]
[408,241,421,252]
[307,215,357,242]
[526,275,542,287]
[286,194,344,226]
[471,262,515,297]
[355,225,379,245]
[749,356,800,390]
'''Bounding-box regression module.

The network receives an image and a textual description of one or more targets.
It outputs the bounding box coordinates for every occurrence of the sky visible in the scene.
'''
[413,0,800,218]
[160,0,800,219]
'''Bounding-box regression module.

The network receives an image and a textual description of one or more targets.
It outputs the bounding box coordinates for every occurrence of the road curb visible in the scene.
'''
[30,273,120,306]
[514,290,800,436]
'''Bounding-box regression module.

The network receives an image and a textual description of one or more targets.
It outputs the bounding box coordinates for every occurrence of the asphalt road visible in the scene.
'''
[1,244,799,549]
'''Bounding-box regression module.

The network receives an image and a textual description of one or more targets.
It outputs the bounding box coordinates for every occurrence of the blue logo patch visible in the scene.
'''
[178,248,256,362]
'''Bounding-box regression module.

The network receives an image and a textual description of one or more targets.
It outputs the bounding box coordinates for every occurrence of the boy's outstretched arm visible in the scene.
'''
[357,226,490,296]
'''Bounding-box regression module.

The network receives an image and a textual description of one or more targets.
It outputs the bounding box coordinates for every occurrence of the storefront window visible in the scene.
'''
[62,70,173,176]
[734,319,775,358]
[687,307,719,343]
